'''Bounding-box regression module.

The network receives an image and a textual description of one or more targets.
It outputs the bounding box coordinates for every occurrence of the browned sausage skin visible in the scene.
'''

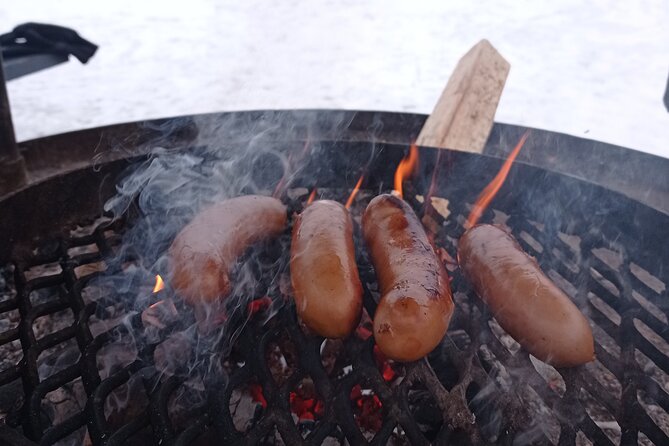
[458,224,594,367]
[169,195,287,305]
[290,200,363,338]
[362,193,454,362]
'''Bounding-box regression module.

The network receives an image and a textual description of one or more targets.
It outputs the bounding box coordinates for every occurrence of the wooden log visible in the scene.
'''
[416,39,510,153]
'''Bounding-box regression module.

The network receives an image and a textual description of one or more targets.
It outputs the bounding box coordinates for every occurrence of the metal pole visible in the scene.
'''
[0,50,27,196]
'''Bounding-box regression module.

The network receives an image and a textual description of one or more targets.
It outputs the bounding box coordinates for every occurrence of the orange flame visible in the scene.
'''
[393,143,419,199]
[466,131,530,229]
[306,187,317,205]
[152,274,165,293]
[345,174,364,209]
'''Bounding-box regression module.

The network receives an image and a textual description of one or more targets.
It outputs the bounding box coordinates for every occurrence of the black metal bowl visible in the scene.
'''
[1,137,668,445]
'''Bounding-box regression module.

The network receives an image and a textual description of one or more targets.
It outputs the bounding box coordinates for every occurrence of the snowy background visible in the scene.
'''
[2,0,668,157]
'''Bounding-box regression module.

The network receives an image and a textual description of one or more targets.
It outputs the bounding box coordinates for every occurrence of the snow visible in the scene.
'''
[3,0,668,157]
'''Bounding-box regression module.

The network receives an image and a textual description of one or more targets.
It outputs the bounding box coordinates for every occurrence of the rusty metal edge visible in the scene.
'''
[3,109,668,213]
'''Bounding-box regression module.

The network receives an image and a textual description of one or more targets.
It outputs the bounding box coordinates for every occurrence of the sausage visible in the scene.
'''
[169,195,287,305]
[457,224,594,367]
[362,194,454,362]
[290,200,363,338]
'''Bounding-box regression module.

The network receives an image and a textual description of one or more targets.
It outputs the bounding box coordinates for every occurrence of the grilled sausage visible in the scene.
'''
[290,200,363,338]
[169,195,287,304]
[362,194,454,362]
[458,224,594,367]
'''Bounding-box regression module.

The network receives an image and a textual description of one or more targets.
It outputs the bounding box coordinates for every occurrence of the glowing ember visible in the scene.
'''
[354,324,397,383]
[152,274,165,293]
[247,296,272,317]
[373,345,396,383]
[466,131,530,228]
[344,174,364,209]
[290,391,324,421]
[350,384,383,431]
[248,383,267,409]
[306,187,318,205]
[393,143,419,199]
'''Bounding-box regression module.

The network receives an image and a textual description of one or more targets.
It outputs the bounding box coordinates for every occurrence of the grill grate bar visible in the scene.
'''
[105,411,152,446]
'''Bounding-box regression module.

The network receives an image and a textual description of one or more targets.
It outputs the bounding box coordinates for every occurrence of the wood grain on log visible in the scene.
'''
[417,39,509,153]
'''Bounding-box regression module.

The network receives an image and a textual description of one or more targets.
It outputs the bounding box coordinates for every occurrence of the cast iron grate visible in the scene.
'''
[1,186,669,446]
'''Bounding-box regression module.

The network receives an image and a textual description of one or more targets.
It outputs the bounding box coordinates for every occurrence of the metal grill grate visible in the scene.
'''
[2,138,669,445]
[434,198,669,446]
[1,186,668,446]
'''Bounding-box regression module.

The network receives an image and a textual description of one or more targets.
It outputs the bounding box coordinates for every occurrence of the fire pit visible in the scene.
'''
[1,118,668,446]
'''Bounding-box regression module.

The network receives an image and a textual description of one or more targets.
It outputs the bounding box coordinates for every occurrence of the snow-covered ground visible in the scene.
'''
[2,0,668,157]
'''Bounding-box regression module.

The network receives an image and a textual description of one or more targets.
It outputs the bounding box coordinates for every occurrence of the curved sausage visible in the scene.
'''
[458,224,594,367]
[290,200,363,338]
[362,194,454,362]
[169,195,287,305]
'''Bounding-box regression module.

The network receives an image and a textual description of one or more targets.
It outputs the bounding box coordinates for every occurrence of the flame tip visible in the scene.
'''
[393,143,419,199]
[465,131,530,228]
[306,187,318,205]
[152,274,165,293]
[344,174,365,209]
